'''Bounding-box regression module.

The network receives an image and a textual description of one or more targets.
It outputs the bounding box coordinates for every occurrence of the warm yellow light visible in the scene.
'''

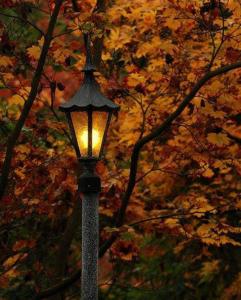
[80,129,101,150]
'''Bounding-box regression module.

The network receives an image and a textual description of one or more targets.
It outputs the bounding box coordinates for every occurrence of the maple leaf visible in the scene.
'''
[207,133,230,146]
[199,260,220,283]
[108,26,132,50]
[8,94,25,106]
[52,48,73,64]
[111,239,139,262]
[127,73,146,87]
[200,103,225,119]
[27,45,41,60]
[0,56,13,67]
[27,37,45,60]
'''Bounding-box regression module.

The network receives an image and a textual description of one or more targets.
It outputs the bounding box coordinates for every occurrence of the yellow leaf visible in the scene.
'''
[165,18,181,30]
[147,58,164,72]
[207,133,230,146]
[102,51,112,61]
[73,54,85,71]
[38,36,45,47]
[136,42,153,58]
[19,87,30,98]
[162,40,176,53]
[197,223,215,237]
[138,10,156,32]
[108,26,132,50]
[146,83,156,92]
[208,80,224,92]
[219,93,240,110]
[200,260,220,277]
[14,168,26,180]
[165,218,179,228]
[4,269,20,279]
[127,73,145,87]
[27,45,41,60]
[8,94,24,106]
[229,0,241,17]
[2,72,14,82]
[53,48,72,63]
[202,168,214,178]
[3,254,21,269]
[201,103,225,119]
[219,236,241,246]
[187,73,197,82]
[0,56,13,67]
[16,144,30,154]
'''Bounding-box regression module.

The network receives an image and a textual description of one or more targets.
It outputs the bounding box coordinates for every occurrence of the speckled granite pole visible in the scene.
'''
[79,161,101,300]
[81,192,99,300]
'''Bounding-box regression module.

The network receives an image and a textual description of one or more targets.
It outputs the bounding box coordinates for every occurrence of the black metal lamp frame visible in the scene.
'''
[59,34,119,162]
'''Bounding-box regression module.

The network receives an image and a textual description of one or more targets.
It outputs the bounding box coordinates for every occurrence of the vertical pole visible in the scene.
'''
[81,192,99,300]
[79,161,100,300]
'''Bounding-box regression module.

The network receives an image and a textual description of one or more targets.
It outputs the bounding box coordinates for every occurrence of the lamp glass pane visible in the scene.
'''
[92,111,108,157]
[71,112,88,157]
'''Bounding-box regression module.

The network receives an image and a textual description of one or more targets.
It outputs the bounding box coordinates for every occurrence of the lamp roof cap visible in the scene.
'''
[59,76,120,112]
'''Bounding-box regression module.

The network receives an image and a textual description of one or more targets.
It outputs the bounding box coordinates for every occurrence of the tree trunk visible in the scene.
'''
[51,196,82,300]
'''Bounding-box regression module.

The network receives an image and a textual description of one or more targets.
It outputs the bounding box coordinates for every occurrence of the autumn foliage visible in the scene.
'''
[0,0,241,299]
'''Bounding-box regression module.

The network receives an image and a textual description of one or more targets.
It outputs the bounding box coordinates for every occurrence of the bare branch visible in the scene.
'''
[53,28,78,39]
[0,12,44,36]
[114,60,241,231]
[0,0,64,200]
[206,0,226,70]
[128,207,219,227]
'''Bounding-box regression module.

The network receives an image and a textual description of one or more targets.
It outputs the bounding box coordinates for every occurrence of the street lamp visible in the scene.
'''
[59,34,119,300]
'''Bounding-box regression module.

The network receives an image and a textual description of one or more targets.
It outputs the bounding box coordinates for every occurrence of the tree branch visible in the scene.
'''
[128,207,221,227]
[35,269,81,299]
[92,0,106,68]
[50,193,81,300]
[0,0,64,201]
[114,61,241,228]
[225,131,241,145]
[71,0,80,12]
[0,12,44,36]
[35,60,241,298]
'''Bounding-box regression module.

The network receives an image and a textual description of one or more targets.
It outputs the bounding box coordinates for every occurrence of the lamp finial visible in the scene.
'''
[83,33,96,72]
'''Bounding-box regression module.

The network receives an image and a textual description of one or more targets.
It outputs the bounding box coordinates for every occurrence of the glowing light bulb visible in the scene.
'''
[80,129,100,150]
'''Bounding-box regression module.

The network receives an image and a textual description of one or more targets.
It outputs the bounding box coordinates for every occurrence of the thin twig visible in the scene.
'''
[0,12,44,36]
[0,0,64,200]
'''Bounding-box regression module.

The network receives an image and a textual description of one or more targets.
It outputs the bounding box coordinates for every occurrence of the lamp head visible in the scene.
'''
[59,33,119,160]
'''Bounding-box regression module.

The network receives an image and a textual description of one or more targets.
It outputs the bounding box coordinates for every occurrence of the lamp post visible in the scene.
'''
[59,34,119,300]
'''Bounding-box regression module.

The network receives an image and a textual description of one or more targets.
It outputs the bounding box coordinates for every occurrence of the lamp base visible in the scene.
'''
[78,161,101,193]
